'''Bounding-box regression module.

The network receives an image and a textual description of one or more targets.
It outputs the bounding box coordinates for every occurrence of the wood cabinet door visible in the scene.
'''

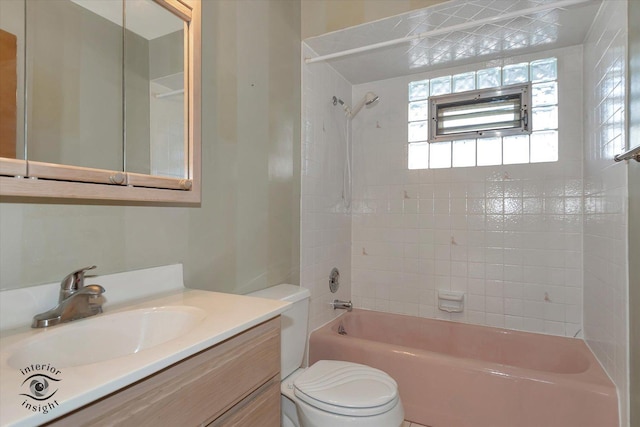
[0,29,17,159]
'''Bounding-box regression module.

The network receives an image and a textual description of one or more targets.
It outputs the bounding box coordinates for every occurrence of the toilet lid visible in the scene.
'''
[293,360,399,417]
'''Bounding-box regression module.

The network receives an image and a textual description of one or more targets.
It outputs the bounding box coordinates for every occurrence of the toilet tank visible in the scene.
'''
[248,284,310,379]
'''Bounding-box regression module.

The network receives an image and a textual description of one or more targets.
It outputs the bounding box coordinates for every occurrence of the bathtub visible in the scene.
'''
[309,309,618,427]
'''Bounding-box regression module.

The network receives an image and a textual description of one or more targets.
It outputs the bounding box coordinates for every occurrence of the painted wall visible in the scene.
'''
[350,46,584,338]
[582,1,629,425]
[301,0,448,39]
[300,43,352,331]
[148,31,183,81]
[0,0,301,297]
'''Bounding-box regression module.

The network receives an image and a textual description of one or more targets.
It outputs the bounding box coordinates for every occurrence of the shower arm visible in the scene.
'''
[348,98,368,118]
[332,92,379,118]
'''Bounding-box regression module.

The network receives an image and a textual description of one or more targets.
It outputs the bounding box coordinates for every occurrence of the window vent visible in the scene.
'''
[428,84,531,143]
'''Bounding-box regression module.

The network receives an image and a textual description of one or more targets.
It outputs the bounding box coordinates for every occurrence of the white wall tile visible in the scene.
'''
[301,43,353,332]
[349,46,585,337]
[583,1,629,425]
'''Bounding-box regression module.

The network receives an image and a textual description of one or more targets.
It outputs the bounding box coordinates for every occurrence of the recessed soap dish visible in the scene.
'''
[438,290,464,313]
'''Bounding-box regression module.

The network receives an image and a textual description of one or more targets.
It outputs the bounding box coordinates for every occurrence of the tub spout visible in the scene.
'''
[332,299,352,312]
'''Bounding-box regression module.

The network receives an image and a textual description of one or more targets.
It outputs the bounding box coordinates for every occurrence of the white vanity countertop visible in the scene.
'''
[0,288,289,427]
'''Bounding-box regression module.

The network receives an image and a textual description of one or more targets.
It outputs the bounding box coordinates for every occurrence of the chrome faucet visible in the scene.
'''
[32,266,106,328]
[331,299,352,312]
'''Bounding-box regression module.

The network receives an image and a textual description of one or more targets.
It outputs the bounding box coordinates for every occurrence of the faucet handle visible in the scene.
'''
[78,284,105,295]
[60,265,96,293]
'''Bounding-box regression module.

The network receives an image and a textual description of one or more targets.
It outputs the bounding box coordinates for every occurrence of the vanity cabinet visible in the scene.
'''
[44,317,281,427]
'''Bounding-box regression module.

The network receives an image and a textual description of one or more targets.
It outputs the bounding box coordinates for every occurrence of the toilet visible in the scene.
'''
[248,284,404,427]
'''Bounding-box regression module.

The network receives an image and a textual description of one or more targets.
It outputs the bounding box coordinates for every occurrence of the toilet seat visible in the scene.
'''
[293,360,399,417]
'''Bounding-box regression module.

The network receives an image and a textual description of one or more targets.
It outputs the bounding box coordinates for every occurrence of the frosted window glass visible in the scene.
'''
[532,82,557,107]
[452,72,476,93]
[452,139,476,167]
[503,63,529,85]
[530,57,557,82]
[429,141,452,168]
[530,130,558,162]
[409,80,429,101]
[477,137,502,166]
[409,120,429,142]
[503,134,530,164]
[532,106,558,130]
[430,76,452,96]
[408,142,429,169]
[477,67,501,89]
[409,101,429,121]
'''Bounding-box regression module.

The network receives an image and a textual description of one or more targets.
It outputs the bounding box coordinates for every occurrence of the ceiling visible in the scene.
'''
[303,0,602,84]
[70,0,183,40]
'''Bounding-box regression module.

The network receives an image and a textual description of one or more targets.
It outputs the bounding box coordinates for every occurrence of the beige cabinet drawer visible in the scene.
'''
[208,377,280,427]
[46,317,280,427]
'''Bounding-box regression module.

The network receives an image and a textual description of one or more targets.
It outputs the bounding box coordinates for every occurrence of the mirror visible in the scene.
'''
[25,0,125,171]
[123,0,186,178]
[0,0,200,203]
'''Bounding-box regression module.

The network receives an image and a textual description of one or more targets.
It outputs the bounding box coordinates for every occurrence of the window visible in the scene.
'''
[428,84,530,142]
[408,57,558,169]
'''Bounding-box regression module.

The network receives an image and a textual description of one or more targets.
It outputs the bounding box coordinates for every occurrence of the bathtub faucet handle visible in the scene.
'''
[332,299,352,312]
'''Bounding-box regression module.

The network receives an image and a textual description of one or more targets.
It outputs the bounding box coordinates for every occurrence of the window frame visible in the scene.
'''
[427,83,532,143]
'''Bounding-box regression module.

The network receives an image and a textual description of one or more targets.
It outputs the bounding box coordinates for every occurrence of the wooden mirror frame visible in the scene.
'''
[0,0,201,204]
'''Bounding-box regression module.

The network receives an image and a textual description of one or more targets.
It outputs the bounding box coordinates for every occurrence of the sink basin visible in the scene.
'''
[7,306,206,369]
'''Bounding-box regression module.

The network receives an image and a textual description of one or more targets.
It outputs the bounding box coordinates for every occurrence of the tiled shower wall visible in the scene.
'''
[350,46,584,338]
[301,44,352,332]
[583,1,629,424]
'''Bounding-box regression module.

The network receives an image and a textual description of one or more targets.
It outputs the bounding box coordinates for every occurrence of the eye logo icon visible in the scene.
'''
[30,377,48,396]
[21,374,59,401]
[18,364,63,414]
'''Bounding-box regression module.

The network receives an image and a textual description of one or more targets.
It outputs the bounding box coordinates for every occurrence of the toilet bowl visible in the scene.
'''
[248,285,404,427]
[284,360,404,427]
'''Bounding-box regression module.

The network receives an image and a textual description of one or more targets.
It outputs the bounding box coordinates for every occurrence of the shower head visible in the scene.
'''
[349,91,380,118]
[364,91,379,105]
[333,92,380,118]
